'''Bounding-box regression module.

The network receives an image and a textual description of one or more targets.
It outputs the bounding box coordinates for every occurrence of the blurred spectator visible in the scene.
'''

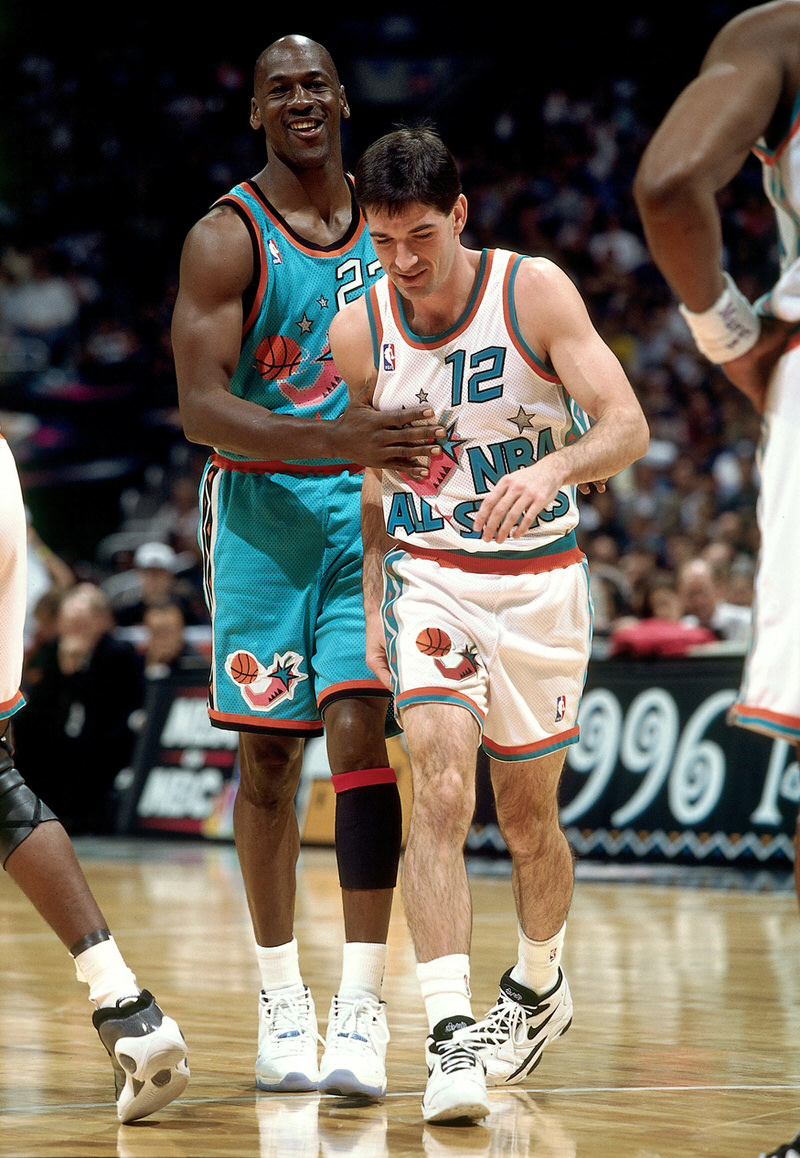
[24,512,75,648]
[677,557,752,643]
[110,540,206,627]
[13,583,145,834]
[142,599,205,679]
[607,569,718,658]
[0,246,81,369]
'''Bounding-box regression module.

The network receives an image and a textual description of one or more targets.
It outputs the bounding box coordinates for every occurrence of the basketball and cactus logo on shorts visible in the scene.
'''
[415,627,479,681]
[225,649,308,712]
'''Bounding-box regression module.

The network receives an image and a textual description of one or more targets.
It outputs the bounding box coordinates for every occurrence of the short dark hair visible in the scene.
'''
[354,124,462,217]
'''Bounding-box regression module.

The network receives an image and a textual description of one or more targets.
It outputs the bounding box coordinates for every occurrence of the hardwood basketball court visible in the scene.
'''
[1,837,798,1157]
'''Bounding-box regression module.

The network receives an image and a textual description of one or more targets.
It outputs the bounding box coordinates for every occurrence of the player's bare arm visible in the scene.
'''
[359,466,393,688]
[173,209,443,466]
[634,10,788,311]
[473,258,649,544]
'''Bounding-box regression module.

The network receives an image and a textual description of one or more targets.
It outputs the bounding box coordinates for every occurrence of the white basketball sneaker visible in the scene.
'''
[458,967,572,1087]
[255,984,321,1092]
[92,990,189,1123]
[421,1016,490,1124]
[318,994,389,1097]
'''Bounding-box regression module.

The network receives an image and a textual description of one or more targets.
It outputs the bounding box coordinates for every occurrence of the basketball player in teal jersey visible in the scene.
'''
[330,125,648,1124]
[635,6,800,1156]
[1,432,188,1123]
[172,36,443,1098]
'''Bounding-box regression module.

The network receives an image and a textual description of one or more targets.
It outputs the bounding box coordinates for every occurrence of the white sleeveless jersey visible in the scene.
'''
[754,93,800,321]
[365,248,590,559]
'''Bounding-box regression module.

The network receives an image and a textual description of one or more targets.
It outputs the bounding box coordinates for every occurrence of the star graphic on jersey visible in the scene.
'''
[509,405,535,432]
[270,653,306,695]
[436,409,467,463]
[416,388,429,403]
[296,313,313,335]
[317,294,329,310]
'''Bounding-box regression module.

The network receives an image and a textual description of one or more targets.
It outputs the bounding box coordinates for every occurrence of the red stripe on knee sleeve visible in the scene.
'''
[331,766,397,793]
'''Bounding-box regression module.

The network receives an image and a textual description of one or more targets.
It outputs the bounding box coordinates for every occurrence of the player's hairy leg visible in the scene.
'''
[400,703,481,961]
[490,750,574,940]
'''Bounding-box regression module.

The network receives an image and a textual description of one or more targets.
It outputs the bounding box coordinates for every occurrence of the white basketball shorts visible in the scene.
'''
[381,539,593,762]
[730,337,800,744]
[0,434,27,722]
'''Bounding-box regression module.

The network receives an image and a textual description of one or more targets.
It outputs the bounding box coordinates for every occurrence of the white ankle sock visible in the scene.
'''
[510,922,566,996]
[255,937,304,993]
[416,953,472,1032]
[72,937,139,1009]
[338,942,387,1000]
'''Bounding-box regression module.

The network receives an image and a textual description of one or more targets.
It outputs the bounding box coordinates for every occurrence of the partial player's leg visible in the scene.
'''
[0,435,186,1122]
[460,751,573,1087]
[401,700,490,1124]
[235,730,322,1092]
[317,695,400,1098]
[1,727,188,1122]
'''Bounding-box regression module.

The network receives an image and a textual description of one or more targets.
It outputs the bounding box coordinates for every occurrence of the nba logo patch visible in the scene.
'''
[555,694,567,722]
[382,342,396,371]
[268,238,282,265]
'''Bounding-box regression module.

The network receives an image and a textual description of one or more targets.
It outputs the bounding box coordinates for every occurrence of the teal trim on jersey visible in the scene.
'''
[728,706,800,744]
[366,285,381,369]
[393,250,490,345]
[396,687,484,729]
[753,85,800,163]
[506,255,559,378]
[482,728,579,763]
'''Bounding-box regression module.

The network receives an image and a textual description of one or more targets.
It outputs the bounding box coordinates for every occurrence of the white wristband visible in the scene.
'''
[678,272,761,363]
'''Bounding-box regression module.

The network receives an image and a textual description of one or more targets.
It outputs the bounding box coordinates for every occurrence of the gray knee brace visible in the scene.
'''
[0,732,58,867]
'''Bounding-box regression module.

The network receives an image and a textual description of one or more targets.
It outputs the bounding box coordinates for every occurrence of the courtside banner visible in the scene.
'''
[470,654,798,865]
[115,669,239,838]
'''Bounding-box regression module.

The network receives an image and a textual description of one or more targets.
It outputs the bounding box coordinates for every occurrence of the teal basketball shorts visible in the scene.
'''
[200,456,386,735]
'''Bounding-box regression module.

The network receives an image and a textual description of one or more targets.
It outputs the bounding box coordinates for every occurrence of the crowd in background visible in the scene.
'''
[0,7,768,681]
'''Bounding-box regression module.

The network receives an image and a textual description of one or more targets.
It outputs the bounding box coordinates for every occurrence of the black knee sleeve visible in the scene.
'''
[0,731,58,868]
[332,768,402,890]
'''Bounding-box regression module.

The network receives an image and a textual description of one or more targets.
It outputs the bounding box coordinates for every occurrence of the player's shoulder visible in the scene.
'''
[330,291,371,341]
[510,253,576,298]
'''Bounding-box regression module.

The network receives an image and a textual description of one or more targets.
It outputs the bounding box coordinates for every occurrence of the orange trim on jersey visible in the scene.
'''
[786,330,800,354]
[395,538,585,575]
[242,176,369,259]
[210,453,363,476]
[388,250,496,350]
[484,724,580,758]
[215,192,269,334]
[0,690,24,716]
[733,703,800,731]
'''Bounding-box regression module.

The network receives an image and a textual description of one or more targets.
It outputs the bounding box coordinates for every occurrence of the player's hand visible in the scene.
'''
[473,461,561,544]
[578,479,607,495]
[364,614,393,690]
[721,317,799,414]
[336,402,443,478]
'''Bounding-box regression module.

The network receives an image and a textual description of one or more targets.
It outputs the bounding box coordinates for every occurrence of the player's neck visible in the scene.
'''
[401,247,482,338]
[254,162,352,245]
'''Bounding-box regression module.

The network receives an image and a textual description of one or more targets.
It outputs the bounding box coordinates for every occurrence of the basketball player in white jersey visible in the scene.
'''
[635,10,800,1153]
[329,125,649,1123]
[0,431,188,1122]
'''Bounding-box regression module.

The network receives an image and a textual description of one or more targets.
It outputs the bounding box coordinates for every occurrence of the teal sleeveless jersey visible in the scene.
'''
[215,177,383,466]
